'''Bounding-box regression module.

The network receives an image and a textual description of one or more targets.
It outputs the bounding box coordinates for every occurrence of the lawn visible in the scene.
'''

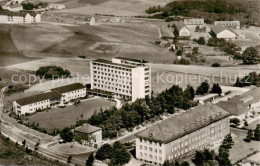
[27,98,115,132]
[0,134,66,166]
[230,128,260,164]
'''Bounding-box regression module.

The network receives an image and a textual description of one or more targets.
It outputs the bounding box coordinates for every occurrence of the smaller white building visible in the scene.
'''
[3,4,23,11]
[51,83,86,105]
[214,21,240,29]
[48,4,65,10]
[13,91,61,115]
[211,25,236,39]
[74,123,102,148]
[84,16,95,25]
[174,21,190,37]
[0,11,41,24]
[184,18,204,26]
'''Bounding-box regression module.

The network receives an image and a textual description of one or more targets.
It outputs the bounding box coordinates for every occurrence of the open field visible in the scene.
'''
[27,98,115,132]
[0,134,66,166]
[230,128,260,164]
[51,0,171,16]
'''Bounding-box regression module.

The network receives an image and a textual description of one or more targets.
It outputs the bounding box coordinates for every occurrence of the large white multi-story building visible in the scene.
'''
[0,11,41,24]
[13,83,86,115]
[90,57,151,101]
[135,104,230,165]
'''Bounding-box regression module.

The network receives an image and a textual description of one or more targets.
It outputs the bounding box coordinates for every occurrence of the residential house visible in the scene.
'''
[210,25,236,39]
[48,4,65,10]
[174,21,190,37]
[135,104,230,165]
[74,123,102,148]
[0,11,41,24]
[214,21,240,29]
[84,16,95,25]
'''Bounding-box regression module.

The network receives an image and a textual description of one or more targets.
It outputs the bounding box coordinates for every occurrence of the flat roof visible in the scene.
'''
[135,104,229,143]
[92,59,135,68]
[51,83,85,94]
[195,93,219,101]
[114,57,148,63]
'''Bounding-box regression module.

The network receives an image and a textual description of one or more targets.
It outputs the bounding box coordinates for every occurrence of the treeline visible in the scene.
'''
[22,2,48,10]
[88,85,197,139]
[36,66,70,79]
[146,0,246,21]
[207,38,241,58]
[234,72,260,87]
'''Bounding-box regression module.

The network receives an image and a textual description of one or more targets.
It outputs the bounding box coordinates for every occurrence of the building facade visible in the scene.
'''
[13,83,86,115]
[174,21,190,37]
[184,18,204,28]
[51,83,87,104]
[0,11,41,24]
[135,104,230,165]
[48,4,65,10]
[84,16,95,25]
[214,21,240,29]
[211,25,236,39]
[74,123,102,148]
[13,91,61,115]
[90,57,151,101]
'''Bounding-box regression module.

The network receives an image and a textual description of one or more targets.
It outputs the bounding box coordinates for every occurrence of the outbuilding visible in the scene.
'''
[211,25,236,39]
[174,21,190,37]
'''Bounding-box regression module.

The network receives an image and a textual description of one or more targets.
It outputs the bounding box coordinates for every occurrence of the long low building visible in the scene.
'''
[13,83,86,115]
[135,104,230,165]
[210,25,236,39]
[0,11,41,24]
[214,21,240,29]
[90,57,151,101]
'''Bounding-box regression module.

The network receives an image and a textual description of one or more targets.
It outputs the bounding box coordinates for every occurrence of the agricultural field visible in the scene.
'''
[50,0,171,16]
[27,98,115,132]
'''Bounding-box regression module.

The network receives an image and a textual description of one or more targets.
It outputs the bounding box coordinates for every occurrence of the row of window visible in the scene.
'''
[139,139,162,146]
[93,83,131,94]
[93,81,131,90]
[139,145,162,154]
[93,76,131,85]
[92,63,132,71]
[139,153,162,162]
[93,67,132,75]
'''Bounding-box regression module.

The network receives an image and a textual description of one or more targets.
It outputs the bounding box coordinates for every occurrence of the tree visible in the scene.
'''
[86,152,94,166]
[254,124,260,141]
[181,161,189,166]
[184,85,195,100]
[60,127,74,142]
[67,155,72,164]
[212,63,220,67]
[221,134,234,149]
[192,47,199,55]
[242,47,260,65]
[22,139,26,147]
[230,118,240,126]
[244,120,248,126]
[211,83,222,95]
[197,37,206,45]
[195,25,200,32]
[245,129,253,142]
[216,146,231,166]
[203,149,214,161]
[109,141,131,166]
[196,81,209,95]
[176,49,183,56]
[95,143,113,160]
[192,151,205,166]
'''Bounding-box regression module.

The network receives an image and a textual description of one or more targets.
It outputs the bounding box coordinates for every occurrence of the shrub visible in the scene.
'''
[212,63,220,67]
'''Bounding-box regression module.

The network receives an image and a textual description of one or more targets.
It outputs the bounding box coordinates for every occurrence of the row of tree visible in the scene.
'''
[234,71,260,87]
[88,85,197,139]
[36,66,71,79]
[192,134,233,166]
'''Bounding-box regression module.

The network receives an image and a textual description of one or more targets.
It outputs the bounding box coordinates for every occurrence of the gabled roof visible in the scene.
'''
[75,123,101,134]
[16,91,61,106]
[51,83,85,94]
[211,25,236,35]
[174,21,188,32]
[216,101,249,116]
[0,11,39,17]
[135,104,229,143]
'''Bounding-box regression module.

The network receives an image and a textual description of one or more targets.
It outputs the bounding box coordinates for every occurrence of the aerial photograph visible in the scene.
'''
[0,0,260,165]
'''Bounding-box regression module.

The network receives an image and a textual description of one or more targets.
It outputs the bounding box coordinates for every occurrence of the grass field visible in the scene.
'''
[51,0,171,16]
[27,98,115,132]
[0,135,66,166]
